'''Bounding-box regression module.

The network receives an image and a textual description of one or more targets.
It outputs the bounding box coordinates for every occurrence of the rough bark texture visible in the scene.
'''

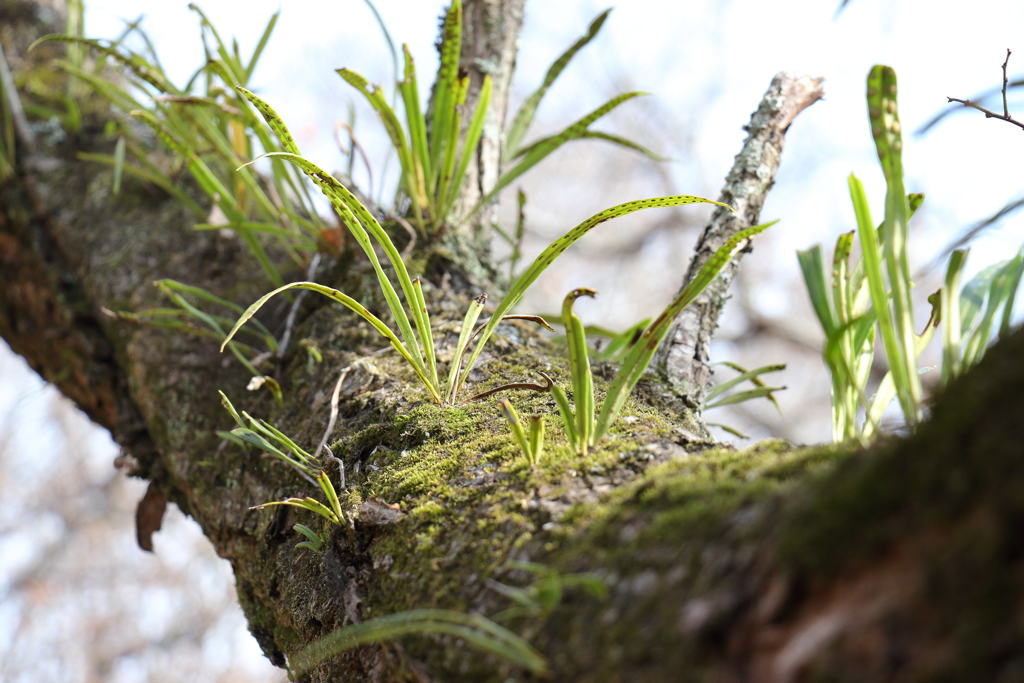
[4,3,1023,683]
[450,0,526,242]
[647,74,825,410]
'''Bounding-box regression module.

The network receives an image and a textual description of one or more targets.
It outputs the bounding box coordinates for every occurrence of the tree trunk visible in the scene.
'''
[4,3,1022,682]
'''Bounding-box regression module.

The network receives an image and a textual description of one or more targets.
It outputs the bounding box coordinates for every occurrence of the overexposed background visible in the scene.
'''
[2,0,1022,679]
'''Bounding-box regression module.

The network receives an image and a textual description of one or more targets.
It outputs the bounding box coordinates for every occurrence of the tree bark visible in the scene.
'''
[647,73,824,411]
[451,0,525,240]
[4,3,1021,683]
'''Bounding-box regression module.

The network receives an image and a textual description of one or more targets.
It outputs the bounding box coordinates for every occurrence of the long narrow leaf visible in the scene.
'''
[30,34,174,92]
[595,317,649,362]
[867,65,919,422]
[505,8,611,156]
[848,172,914,422]
[77,152,205,217]
[232,91,432,381]
[563,288,596,452]
[289,608,548,677]
[254,498,340,525]
[797,245,836,337]
[221,282,440,402]
[400,46,430,205]
[444,75,492,217]
[707,386,786,410]
[446,295,487,403]
[706,363,786,401]
[464,91,647,224]
[455,195,731,398]
[498,399,532,461]
[941,249,968,386]
[245,11,279,82]
[566,130,667,161]
[999,248,1024,338]
[428,0,462,186]
[550,383,579,452]
[594,221,774,441]
[436,76,468,213]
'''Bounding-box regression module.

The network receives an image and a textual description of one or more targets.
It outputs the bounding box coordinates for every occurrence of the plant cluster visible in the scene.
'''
[497,221,774,460]
[35,1,667,407]
[799,65,1024,444]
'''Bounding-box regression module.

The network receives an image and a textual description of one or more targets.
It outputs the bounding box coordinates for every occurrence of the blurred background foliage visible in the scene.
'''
[2,0,1023,679]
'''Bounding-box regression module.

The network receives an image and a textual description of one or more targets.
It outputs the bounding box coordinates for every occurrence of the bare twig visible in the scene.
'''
[914,194,1024,279]
[277,253,322,359]
[1003,49,1012,119]
[946,97,1024,131]
[324,444,345,490]
[389,213,418,259]
[314,365,351,461]
[946,49,1024,132]
[335,120,374,199]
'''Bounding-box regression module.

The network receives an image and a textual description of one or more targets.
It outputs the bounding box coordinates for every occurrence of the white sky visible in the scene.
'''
[80,0,1024,285]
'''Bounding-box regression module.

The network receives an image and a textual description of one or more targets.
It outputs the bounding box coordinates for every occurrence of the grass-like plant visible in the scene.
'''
[288,608,548,678]
[497,400,545,465]
[221,82,728,404]
[705,361,786,411]
[336,2,658,232]
[34,1,662,398]
[219,390,346,552]
[488,560,607,623]
[108,279,283,401]
[33,7,328,287]
[800,65,1024,443]
[939,246,1024,387]
[545,221,774,456]
[218,391,547,677]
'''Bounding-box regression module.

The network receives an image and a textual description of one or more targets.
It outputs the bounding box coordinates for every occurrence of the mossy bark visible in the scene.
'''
[5,2,1023,682]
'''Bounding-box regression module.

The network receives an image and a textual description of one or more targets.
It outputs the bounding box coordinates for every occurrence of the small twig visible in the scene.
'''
[947,50,1024,132]
[277,253,322,359]
[335,120,374,199]
[388,213,418,259]
[324,444,345,491]
[1003,49,1012,119]
[314,365,350,461]
[946,97,1024,131]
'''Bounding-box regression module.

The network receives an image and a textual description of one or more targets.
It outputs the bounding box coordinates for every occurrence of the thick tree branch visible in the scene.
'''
[7,5,1020,683]
[647,73,824,410]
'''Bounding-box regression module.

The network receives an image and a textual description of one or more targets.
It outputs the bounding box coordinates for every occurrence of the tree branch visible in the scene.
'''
[646,72,824,411]
[945,49,1024,132]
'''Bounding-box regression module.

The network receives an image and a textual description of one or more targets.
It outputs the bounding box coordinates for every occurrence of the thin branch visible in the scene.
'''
[314,365,351,461]
[646,72,824,408]
[946,97,1024,131]
[389,213,417,260]
[946,49,1024,132]
[1003,49,1012,119]
[277,253,323,359]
